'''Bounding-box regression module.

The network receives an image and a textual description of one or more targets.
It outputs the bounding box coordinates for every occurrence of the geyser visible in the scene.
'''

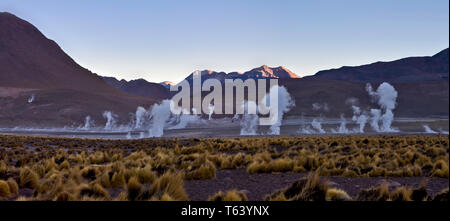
[103,111,117,130]
[366,82,399,132]
[240,101,259,135]
[266,86,295,135]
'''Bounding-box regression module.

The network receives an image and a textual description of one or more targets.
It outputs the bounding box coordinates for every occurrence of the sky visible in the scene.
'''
[1,0,449,83]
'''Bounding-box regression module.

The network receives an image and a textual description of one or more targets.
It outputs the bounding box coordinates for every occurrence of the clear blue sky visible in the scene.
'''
[1,0,449,83]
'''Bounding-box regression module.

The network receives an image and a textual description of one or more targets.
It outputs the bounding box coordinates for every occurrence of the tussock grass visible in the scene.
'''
[390,187,412,201]
[76,183,110,200]
[356,183,390,201]
[7,178,18,197]
[111,171,126,188]
[0,180,10,198]
[208,190,248,201]
[19,167,39,189]
[431,160,449,178]
[432,188,448,201]
[411,180,429,201]
[326,188,352,201]
[265,173,329,201]
[148,172,188,201]
[0,134,448,201]
[127,177,142,201]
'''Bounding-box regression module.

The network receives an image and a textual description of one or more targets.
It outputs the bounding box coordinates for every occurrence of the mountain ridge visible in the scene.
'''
[306,48,449,82]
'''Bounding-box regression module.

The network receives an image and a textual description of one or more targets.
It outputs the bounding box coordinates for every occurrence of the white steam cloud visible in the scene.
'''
[366,82,398,132]
[147,100,172,137]
[311,119,325,134]
[423,125,437,134]
[208,104,214,120]
[103,111,117,130]
[266,86,295,135]
[27,94,35,103]
[134,106,147,129]
[240,101,259,135]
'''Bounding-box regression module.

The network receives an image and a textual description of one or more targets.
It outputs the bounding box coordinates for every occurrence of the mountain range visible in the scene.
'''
[0,12,448,127]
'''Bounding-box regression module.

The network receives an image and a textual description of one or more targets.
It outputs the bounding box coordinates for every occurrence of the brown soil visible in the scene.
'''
[184,169,449,201]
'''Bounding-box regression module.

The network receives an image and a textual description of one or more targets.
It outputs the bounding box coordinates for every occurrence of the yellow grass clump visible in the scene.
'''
[208,189,248,201]
[0,180,11,198]
[19,167,39,189]
[326,188,352,201]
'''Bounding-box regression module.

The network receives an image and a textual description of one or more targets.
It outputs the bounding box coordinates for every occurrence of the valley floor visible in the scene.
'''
[0,117,448,139]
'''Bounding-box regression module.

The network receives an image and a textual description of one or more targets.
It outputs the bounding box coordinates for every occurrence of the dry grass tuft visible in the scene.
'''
[111,171,126,188]
[326,188,352,201]
[390,186,412,201]
[19,167,39,189]
[6,178,18,196]
[356,183,390,201]
[77,183,110,200]
[208,190,248,201]
[431,160,449,178]
[127,177,142,201]
[149,172,188,201]
[265,173,328,201]
[432,188,448,201]
[0,180,10,198]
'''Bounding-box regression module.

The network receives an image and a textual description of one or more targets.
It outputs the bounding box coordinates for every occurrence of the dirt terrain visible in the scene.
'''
[184,169,449,200]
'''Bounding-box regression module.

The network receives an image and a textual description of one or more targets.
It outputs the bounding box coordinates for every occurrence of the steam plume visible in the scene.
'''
[240,101,259,135]
[423,125,437,134]
[103,111,117,130]
[366,82,398,132]
[147,100,172,137]
[27,94,35,103]
[266,86,295,135]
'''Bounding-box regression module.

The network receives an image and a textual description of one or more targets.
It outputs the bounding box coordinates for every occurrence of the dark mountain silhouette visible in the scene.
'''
[102,76,169,100]
[279,79,448,118]
[306,48,449,82]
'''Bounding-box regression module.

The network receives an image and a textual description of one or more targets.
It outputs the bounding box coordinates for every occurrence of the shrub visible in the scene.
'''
[326,188,352,201]
[209,190,248,201]
[127,177,142,201]
[111,171,126,188]
[0,180,10,198]
[149,172,188,201]
[356,183,390,201]
[185,161,216,180]
[7,178,18,196]
[432,188,448,201]
[55,191,72,201]
[81,166,99,180]
[265,173,328,201]
[390,187,412,201]
[0,161,6,177]
[19,167,39,189]
[136,167,156,184]
[411,180,428,201]
[99,172,111,188]
[268,158,294,173]
[77,183,110,200]
[431,160,449,178]
[59,160,70,170]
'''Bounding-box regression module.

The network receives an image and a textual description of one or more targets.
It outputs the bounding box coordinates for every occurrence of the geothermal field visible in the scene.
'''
[0,82,448,202]
[1,82,448,139]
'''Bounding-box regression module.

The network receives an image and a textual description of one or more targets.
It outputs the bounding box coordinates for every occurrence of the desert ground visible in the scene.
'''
[0,133,448,201]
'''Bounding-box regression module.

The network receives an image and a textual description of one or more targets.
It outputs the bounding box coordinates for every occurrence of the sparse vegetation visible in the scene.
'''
[0,134,447,201]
